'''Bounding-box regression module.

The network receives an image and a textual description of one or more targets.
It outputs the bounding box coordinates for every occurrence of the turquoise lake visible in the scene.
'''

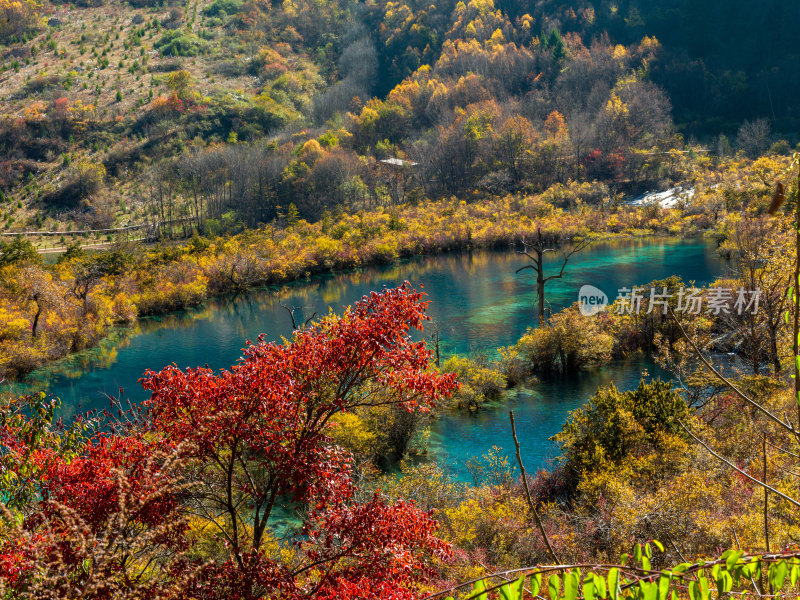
[4,237,727,479]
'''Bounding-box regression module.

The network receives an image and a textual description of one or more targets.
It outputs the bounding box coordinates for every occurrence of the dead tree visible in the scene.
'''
[515,228,592,325]
[280,303,317,331]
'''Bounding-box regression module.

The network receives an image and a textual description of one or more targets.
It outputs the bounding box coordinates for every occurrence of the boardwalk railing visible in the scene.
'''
[0,224,146,237]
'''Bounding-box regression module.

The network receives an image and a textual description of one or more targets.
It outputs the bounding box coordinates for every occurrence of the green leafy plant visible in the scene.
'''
[437,543,800,600]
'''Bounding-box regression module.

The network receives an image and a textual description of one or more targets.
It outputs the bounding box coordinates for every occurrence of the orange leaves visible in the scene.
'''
[22,101,47,121]
[52,97,70,121]
[149,92,188,116]
[252,46,290,79]
[494,114,538,177]
[544,110,568,143]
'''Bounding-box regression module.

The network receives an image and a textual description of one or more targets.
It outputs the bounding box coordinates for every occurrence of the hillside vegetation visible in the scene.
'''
[1,0,796,241]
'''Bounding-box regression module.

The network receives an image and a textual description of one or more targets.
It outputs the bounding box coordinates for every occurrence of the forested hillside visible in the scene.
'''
[1,0,794,237]
[521,0,800,133]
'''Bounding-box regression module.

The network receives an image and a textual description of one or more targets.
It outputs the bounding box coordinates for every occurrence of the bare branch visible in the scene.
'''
[280,303,316,331]
[667,305,796,435]
[509,411,560,564]
[679,421,800,509]
[280,302,299,330]
[543,238,593,282]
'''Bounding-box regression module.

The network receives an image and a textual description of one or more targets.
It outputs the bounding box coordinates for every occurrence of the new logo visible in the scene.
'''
[578,285,608,316]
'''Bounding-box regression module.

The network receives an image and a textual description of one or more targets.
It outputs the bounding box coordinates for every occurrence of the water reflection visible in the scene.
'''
[5,238,726,474]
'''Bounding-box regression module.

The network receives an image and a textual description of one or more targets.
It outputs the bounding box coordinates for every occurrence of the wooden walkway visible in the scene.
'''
[2,217,198,253]
[1,224,145,237]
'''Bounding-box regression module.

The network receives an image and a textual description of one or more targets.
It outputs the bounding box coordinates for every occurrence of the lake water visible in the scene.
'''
[5,237,727,479]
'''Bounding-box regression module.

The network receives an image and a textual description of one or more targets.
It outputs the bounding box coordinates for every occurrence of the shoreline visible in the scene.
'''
[0,193,716,382]
[4,234,715,391]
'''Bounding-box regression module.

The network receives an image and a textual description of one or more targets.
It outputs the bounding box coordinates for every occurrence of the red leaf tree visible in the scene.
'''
[141,282,456,598]
[0,284,455,599]
[0,396,191,597]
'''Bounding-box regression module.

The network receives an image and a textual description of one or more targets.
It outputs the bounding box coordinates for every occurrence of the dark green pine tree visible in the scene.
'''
[547,28,566,60]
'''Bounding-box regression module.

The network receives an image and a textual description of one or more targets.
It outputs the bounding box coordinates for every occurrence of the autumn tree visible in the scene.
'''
[164,69,196,100]
[0,241,57,342]
[554,379,689,485]
[52,97,70,135]
[543,110,568,143]
[0,0,41,43]
[140,283,456,597]
[67,254,114,351]
[718,215,790,374]
[72,160,106,200]
[509,306,614,375]
[593,79,672,154]
[492,114,537,184]
[0,285,455,598]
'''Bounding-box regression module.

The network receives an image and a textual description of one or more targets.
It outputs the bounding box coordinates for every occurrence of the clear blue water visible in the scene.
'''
[428,354,669,481]
[4,237,726,479]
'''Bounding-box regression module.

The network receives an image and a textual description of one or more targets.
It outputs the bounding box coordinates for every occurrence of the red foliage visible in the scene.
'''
[0,537,37,587]
[53,96,69,121]
[302,495,450,600]
[150,92,188,115]
[38,434,184,536]
[583,148,625,181]
[175,552,294,600]
[0,285,455,599]
[140,283,455,597]
[141,283,455,511]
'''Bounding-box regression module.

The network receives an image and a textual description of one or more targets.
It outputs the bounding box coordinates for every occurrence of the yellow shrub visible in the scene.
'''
[0,0,41,42]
